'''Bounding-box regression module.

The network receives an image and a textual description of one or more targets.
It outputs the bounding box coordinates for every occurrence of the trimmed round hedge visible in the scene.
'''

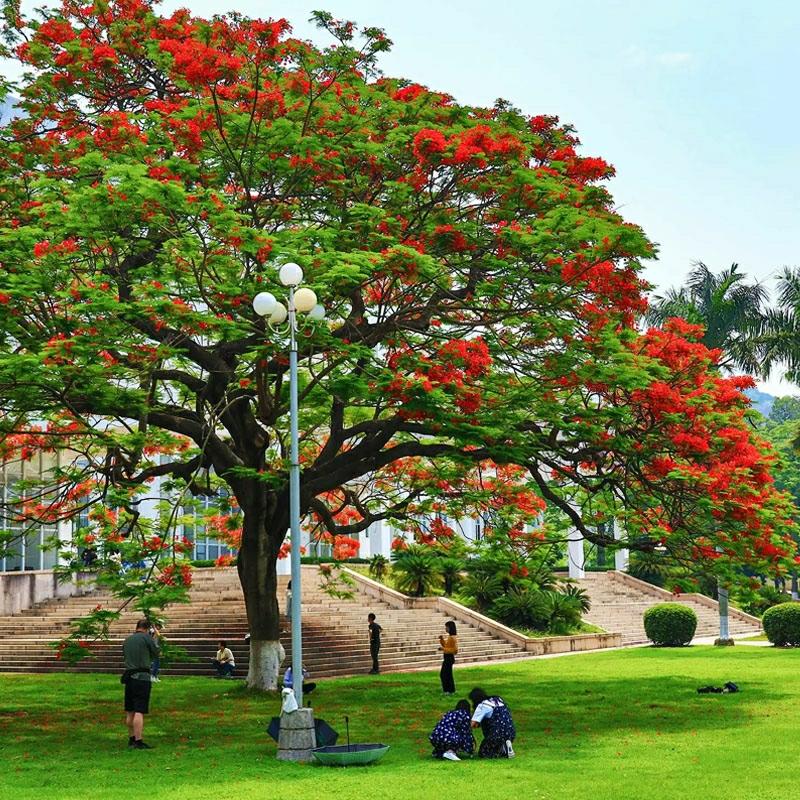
[643,603,697,646]
[762,602,800,646]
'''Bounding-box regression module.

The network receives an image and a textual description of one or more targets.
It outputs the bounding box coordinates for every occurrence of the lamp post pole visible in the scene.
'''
[287,284,304,708]
[252,265,324,711]
[715,544,733,646]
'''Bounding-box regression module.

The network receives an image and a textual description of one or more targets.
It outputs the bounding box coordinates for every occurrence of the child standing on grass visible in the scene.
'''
[429,699,475,761]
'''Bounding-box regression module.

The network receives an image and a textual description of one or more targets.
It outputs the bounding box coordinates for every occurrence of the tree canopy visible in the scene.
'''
[0,1,795,686]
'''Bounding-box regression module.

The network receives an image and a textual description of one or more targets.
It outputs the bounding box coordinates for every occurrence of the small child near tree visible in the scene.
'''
[429,699,475,761]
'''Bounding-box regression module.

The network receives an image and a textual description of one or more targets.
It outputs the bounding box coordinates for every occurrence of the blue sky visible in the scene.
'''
[5,0,799,393]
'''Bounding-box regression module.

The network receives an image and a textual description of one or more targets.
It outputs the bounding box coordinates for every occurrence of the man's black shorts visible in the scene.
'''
[124,676,152,714]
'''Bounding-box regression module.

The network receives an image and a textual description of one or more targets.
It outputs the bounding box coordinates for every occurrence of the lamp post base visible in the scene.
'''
[277,708,316,762]
[714,637,735,646]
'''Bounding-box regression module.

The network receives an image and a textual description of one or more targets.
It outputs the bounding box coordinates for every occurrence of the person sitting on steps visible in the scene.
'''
[211,640,236,678]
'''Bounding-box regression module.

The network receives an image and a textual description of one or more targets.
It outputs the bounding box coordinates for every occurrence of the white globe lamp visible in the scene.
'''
[308,304,326,321]
[269,302,288,324]
[279,262,303,287]
[294,287,317,313]
[252,292,277,317]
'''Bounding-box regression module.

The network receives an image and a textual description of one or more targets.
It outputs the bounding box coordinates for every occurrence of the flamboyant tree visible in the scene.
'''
[0,1,796,687]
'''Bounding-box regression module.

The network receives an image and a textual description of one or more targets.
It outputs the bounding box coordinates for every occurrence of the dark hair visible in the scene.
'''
[468,687,488,708]
[218,640,226,648]
[445,621,457,636]
[368,613,376,621]
[455,699,471,713]
[136,619,149,631]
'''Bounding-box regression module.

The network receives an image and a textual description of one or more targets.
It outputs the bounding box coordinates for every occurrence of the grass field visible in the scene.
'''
[1,646,797,800]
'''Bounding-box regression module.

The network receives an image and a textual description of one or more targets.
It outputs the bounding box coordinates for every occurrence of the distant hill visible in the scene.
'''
[746,387,775,417]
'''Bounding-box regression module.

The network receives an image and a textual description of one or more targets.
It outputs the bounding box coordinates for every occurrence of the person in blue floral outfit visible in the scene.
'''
[429,699,475,761]
[468,687,516,759]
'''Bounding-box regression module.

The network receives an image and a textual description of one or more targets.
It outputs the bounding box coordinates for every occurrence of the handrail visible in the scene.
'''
[606,571,762,626]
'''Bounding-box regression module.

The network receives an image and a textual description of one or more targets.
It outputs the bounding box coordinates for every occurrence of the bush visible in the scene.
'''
[435,556,464,596]
[490,586,550,630]
[368,554,389,582]
[559,582,591,613]
[459,572,505,612]
[643,603,697,646]
[763,602,800,646]
[545,592,583,634]
[392,546,442,597]
[741,586,792,617]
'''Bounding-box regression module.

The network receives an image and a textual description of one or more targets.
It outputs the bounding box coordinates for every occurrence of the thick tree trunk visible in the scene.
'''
[248,639,286,691]
[237,495,285,690]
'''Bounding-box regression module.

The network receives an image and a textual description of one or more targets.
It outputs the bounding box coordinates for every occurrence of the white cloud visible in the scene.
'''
[655,51,694,67]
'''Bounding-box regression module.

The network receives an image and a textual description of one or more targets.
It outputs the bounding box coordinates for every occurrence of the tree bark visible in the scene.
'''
[237,493,285,690]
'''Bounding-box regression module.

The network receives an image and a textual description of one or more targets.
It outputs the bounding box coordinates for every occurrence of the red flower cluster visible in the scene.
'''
[332,535,360,560]
[158,563,192,587]
[412,125,525,169]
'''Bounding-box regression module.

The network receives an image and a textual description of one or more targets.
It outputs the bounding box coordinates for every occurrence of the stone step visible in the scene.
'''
[0,566,530,678]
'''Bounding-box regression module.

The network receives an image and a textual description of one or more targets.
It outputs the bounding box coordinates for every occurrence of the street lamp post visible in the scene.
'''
[253,264,324,711]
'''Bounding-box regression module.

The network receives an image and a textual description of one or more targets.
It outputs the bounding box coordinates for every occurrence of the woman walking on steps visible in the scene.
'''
[439,621,458,694]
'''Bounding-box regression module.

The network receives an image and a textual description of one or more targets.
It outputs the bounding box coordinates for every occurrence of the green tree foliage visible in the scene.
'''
[761,268,800,383]
[769,396,800,424]
[0,2,795,688]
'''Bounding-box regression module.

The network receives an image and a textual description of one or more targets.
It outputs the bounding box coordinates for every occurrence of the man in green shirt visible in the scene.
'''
[122,619,160,749]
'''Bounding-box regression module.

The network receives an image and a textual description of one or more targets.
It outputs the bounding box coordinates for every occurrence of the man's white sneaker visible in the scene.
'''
[443,750,461,761]
[505,740,515,758]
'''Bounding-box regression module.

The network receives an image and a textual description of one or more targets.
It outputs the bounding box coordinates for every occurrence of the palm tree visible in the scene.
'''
[761,267,800,383]
[645,262,768,374]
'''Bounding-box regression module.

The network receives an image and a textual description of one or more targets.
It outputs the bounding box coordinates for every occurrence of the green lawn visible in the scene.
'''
[1,647,797,800]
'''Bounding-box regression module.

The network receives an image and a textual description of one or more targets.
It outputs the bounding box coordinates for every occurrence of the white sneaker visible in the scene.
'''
[151,677,160,683]
[443,750,461,762]
[505,740,515,758]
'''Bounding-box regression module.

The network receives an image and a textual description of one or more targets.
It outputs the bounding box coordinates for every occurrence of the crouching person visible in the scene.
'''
[468,687,516,759]
[429,699,475,761]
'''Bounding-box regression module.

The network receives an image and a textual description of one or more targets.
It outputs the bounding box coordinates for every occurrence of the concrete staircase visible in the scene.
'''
[0,566,530,677]
[576,571,762,645]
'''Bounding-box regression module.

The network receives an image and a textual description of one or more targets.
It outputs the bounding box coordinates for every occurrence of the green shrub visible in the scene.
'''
[643,603,697,646]
[559,582,592,613]
[392,546,442,597]
[459,572,504,612]
[741,586,792,617]
[763,602,800,646]
[435,556,464,596]
[545,592,583,634]
[368,554,389,582]
[490,586,550,630]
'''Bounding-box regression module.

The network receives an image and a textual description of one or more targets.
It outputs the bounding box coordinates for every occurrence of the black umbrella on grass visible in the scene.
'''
[267,716,338,747]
